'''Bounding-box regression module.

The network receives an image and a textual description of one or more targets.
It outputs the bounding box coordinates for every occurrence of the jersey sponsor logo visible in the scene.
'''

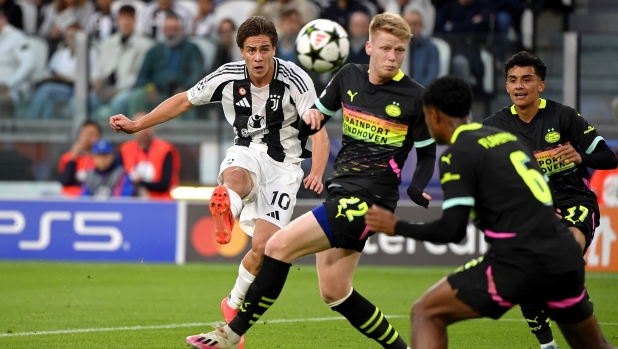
[544,128,560,143]
[270,94,281,111]
[347,90,358,102]
[440,172,460,184]
[246,114,267,136]
[342,105,408,147]
[238,87,247,96]
[385,102,401,117]
[235,97,250,108]
[477,132,517,149]
[441,153,452,165]
[533,145,575,176]
[584,125,595,134]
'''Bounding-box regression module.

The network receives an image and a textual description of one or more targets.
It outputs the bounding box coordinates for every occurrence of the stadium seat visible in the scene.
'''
[213,0,257,29]
[26,36,49,83]
[16,0,37,35]
[178,0,199,18]
[188,36,219,73]
[429,37,451,78]
[480,48,494,94]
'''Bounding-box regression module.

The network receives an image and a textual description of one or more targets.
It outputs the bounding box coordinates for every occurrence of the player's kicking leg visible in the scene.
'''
[186,211,331,349]
[317,248,410,348]
[211,166,253,244]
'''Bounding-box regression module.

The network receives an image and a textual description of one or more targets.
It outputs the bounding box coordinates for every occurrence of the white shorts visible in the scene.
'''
[218,146,304,237]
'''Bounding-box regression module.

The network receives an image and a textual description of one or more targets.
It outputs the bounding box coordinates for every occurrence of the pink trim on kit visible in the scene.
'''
[484,230,516,239]
[359,225,370,241]
[486,266,514,308]
[547,289,586,309]
[389,158,401,178]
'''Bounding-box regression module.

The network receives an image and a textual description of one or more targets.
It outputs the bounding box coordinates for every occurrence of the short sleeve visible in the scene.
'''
[288,66,317,116]
[566,109,605,154]
[410,97,435,148]
[314,64,346,117]
[440,147,477,210]
[187,64,239,106]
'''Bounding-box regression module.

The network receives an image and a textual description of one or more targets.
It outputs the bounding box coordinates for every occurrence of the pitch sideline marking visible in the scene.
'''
[1,315,617,338]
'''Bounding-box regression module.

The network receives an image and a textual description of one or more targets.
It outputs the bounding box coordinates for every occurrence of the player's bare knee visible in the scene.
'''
[224,168,251,196]
[319,284,350,304]
[264,232,287,259]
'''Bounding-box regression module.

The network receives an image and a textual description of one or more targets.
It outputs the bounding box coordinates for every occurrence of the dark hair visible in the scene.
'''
[82,120,102,135]
[504,51,547,81]
[164,11,180,22]
[422,76,473,118]
[118,5,136,17]
[236,16,278,49]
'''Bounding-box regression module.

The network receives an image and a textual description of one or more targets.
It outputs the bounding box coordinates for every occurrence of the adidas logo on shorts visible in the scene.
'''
[266,211,280,220]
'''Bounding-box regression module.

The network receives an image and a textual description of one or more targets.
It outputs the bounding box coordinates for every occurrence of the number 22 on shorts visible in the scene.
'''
[335,197,368,222]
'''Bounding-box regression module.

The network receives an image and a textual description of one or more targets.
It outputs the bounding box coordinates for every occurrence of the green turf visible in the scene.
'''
[0,262,616,348]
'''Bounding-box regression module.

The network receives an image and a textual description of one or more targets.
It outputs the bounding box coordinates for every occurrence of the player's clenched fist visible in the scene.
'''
[109,114,137,134]
[302,109,324,130]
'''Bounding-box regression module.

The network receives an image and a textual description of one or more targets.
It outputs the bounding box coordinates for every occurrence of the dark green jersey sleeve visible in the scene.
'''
[314,64,345,117]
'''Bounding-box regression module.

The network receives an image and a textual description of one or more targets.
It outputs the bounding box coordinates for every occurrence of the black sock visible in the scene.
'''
[520,302,554,344]
[331,289,408,349]
[228,255,291,335]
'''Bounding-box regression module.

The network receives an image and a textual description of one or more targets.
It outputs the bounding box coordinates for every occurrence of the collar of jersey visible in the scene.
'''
[366,69,405,81]
[451,122,482,144]
[510,98,547,115]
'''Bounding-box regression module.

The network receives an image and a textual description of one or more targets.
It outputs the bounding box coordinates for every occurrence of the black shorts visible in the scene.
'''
[558,203,599,253]
[311,188,377,252]
[447,256,593,324]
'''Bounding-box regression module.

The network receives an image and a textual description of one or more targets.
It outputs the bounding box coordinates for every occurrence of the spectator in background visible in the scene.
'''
[120,112,180,199]
[275,9,302,64]
[139,0,193,41]
[494,0,524,60]
[435,0,489,89]
[403,8,438,86]
[81,139,134,198]
[379,0,435,36]
[218,18,240,62]
[87,0,116,41]
[26,24,97,119]
[346,11,370,65]
[192,0,215,37]
[252,0,317,31]
[90,5,153,119]
[39,0,94,39]
[0,9,35,118]
[58,120,101,196]
[320,0,370,31]
[129,13,202,117]
[0,0,23,30]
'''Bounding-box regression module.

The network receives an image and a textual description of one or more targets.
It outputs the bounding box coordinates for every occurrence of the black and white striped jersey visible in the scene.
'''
[187,58,317,163]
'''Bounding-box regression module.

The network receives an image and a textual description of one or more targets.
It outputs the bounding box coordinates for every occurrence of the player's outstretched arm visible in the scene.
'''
[109,92,194,134]
[365,204,470,243]
[303,127,330,194]
[299,108,326,136]
[407,143,437,208]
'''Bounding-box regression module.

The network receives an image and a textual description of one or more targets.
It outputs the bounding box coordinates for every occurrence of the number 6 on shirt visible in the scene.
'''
[510,150,553,205]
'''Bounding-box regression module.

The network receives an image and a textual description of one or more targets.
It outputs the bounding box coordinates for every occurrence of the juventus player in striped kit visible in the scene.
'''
[109,16,329,349]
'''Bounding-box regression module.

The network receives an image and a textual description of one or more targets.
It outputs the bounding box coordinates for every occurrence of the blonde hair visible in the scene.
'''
[369,13,411,42]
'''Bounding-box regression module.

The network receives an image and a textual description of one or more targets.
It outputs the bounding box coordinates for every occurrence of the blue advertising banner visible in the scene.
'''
[0,199,179,263]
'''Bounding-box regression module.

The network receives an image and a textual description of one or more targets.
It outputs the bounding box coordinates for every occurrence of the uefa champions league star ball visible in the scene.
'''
[295,19,350,73]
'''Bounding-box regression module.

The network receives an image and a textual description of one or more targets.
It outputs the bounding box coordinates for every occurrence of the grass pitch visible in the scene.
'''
[0,262,617,349]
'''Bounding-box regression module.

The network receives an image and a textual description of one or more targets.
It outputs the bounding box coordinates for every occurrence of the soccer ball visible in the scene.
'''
[295,19,350,73]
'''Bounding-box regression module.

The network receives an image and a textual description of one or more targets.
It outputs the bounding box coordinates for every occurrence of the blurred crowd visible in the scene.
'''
[0,0,574,121]
[58,119,181,199]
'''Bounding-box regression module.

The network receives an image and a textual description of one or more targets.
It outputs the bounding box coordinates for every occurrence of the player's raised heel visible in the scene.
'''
[210,185,236,244]
[221,296,245,349]
[186,326,239,349]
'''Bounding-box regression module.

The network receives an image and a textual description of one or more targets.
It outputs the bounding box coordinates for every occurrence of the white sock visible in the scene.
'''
[327,288,354,308]
[227,187,243,217]
[227,263,256,310]
[541,340,558,348]
[223,324,241,344]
